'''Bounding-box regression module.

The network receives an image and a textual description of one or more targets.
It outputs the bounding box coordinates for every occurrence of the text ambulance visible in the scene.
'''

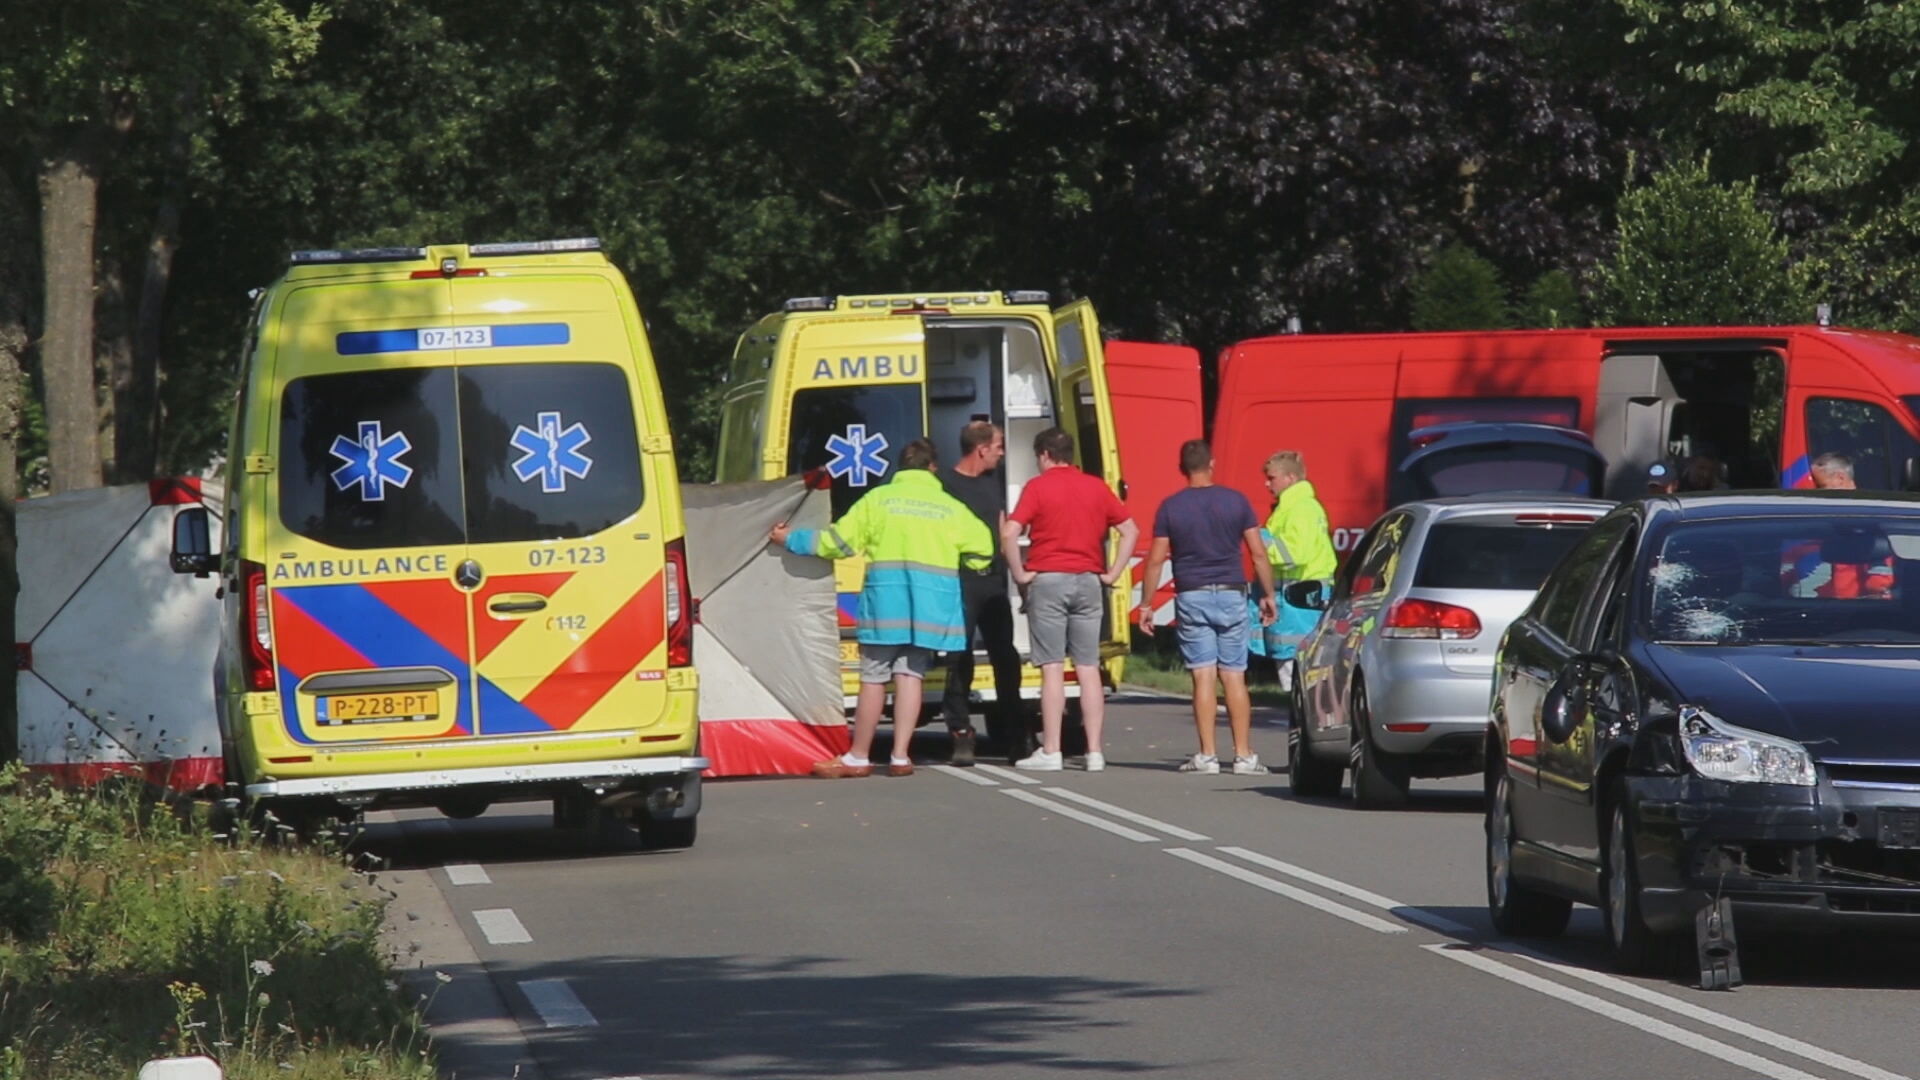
[169,238,703,846]
[714,291,1133,711]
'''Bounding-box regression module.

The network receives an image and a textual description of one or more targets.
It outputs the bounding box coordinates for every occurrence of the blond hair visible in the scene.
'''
[1264,450,1306,481]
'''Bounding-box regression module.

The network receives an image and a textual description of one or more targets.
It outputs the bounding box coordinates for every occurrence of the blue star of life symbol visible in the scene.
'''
[510,410,594,493]
[328,420,414,502]
[824,424,889,487]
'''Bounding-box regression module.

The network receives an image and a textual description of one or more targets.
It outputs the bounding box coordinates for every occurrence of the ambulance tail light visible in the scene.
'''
[664,539,694,667]
[240,561,277,690]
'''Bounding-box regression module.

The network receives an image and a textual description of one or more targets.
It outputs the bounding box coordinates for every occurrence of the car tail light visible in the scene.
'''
[1381,598,1481,639]
[240,561,276,690]
[664,538,694,667]
[1515,513,1601,527]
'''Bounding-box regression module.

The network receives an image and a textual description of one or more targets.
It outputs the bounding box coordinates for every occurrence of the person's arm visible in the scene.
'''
[1245,526,1277,625]
[773,494,868,559]
[1136,535,1171,635]
[1003,490,1035,584]
[1101,517,1139,586]
[957,508,993,573]
[1262,504,1296,572]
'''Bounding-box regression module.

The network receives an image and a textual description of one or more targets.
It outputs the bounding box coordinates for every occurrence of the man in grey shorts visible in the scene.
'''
[1002,427,1139,771]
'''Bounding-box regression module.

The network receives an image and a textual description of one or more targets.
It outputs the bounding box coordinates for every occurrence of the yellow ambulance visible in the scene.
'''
[168,238,703,846]
[714,291,1131,714]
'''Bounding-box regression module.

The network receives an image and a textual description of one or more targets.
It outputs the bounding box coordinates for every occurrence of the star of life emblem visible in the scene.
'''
[328,420,414,501]
[825,423,889,486]
[510,411,594,493]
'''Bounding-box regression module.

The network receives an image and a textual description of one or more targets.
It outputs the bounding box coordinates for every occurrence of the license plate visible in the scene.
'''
[1882,808,1920,850]
[321,691,438,726]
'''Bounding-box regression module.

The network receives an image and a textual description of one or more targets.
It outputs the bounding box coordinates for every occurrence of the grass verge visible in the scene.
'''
[0,765,436,1080]
[1122,629,1291,709]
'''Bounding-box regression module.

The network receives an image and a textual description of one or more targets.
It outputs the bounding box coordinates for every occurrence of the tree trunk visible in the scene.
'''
[0,178,32,762]
[97,256,130,481]
[125,93,193,484]
[38,136,106,493]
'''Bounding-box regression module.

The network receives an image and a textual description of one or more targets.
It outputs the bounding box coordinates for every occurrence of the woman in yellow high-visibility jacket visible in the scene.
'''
[1249,450,1337,687]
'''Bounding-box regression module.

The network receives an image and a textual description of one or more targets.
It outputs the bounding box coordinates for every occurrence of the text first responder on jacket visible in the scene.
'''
[769,438,993,778]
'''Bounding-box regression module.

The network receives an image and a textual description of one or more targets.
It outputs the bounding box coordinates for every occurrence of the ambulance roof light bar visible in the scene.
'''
[1004,290,1050,305]
[289,247,427,265]
[468,237,602,256]
[784,296,836,312]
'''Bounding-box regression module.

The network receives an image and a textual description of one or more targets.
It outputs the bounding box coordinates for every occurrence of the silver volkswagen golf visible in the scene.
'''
[1287,495,1607,808]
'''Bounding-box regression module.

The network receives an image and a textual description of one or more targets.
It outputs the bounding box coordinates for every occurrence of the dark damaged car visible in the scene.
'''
[1484,492,1920,971]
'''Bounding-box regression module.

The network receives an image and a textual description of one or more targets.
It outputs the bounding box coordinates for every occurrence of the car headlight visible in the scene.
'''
[1679,706,1816,786]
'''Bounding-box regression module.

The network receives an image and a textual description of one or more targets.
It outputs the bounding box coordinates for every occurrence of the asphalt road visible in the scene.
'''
[372,696,1920,1080]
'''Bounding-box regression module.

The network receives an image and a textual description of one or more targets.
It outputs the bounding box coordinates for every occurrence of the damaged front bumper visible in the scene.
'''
[1627,772,1920,934]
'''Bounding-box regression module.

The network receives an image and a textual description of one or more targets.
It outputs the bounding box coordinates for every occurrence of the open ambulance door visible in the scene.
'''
[1103,340,1203,625]
[1051,299,1130,671]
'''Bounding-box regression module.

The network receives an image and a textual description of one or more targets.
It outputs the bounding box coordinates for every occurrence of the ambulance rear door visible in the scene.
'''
[450,275,672,738]
[266,279,476,747]
[1051,299,1130,656]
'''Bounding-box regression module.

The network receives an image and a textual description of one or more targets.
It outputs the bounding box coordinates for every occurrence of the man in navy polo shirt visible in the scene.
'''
[1137,440,1277,775]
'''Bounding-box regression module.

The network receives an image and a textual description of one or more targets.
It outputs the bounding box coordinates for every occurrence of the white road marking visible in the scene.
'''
[931,764,999,786]
[444,863,491,886]
[1216,847,1473,935]
[1505,948,1914,1080]
[519,978,597,1028]
[1427,945,1822,1080]
[1042,787,1211,841]
[1002,789,1157,842]
[974,763,1044,785]
[473,908,532,945]
[1164,848,1408,934]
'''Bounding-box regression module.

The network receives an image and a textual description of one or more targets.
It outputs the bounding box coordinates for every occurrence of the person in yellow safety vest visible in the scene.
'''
[1251,450,1337,689]
[770,437,993,779]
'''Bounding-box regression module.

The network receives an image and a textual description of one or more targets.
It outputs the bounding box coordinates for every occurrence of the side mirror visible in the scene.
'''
[170,507,217,577]
[1284,579,1328,611]
[1541,665,1588,744]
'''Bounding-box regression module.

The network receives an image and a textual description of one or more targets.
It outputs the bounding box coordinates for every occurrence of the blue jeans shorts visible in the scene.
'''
[1173,586,1250,672]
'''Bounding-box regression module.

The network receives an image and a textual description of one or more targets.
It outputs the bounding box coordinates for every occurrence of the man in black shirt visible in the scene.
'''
[940,421,1030,764]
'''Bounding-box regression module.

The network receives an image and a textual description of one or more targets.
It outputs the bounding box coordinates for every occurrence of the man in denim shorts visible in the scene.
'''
[1002,427,1138,771]
[1137,440,1276,775]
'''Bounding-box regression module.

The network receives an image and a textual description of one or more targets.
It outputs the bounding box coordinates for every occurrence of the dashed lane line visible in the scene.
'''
[1216,846,1472,935]
[973,763,1043,786]
[519,978,598,1029]
[1042,787,1211,841]
[473,908,533,945]
[1001,789,1158,842]
[930,764,999,786]
[1164,847,1409,934]
[444,863,492,886]
[1427,945,1823,1080]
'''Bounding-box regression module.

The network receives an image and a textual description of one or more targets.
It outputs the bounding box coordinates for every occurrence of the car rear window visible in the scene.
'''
[1415,519,1594,590]
[460,362,642,543]
[279,367,466,550]
[1408,445,1600,498]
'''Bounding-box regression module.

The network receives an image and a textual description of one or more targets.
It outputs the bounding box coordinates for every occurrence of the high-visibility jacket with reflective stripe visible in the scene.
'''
[786,468,994,651]
[1262,480,1338,582]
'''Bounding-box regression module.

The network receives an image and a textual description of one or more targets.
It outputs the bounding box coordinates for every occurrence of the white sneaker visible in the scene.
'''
[1014,749,1064,771]
[1084,752,1106,772]
[1232,754,1269,775]
[1178,753,1220,774]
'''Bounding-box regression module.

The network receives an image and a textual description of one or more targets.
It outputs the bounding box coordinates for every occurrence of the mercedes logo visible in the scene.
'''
[455,559,484,590]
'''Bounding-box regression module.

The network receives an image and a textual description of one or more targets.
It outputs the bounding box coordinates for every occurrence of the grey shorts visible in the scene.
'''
[1026,571,1103,667]
[859,644,933,684]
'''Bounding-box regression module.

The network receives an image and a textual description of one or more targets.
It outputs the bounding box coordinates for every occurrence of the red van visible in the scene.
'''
[1196,325,1920,557]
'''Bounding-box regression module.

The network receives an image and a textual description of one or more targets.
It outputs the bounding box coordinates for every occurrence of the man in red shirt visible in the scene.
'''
[1002,427,1139,771]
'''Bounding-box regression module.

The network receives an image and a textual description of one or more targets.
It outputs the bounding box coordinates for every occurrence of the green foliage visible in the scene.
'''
[1410,244,1510,332]
[0,767,433,1079]
[1592,160,1810,327]
[1515,270,1585,330]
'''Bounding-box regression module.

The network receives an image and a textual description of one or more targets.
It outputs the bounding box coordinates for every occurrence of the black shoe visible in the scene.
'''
[1006,734,1035,766]
[951,729,976,767]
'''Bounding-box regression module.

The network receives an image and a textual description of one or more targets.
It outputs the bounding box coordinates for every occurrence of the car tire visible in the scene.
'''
[1348,678,1410,810]
[1601,784,1679,975]
[1486,771,1572,937]
[1288,670,1343,799]
[638,816,698,851]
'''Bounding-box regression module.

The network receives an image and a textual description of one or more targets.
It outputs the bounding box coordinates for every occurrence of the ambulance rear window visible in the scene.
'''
[460,362,643,543]
[279,368,466,549]
[787,384,925,517]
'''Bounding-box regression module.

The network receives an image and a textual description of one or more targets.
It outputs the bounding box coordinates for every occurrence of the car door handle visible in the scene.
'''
[488,595,548,615]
